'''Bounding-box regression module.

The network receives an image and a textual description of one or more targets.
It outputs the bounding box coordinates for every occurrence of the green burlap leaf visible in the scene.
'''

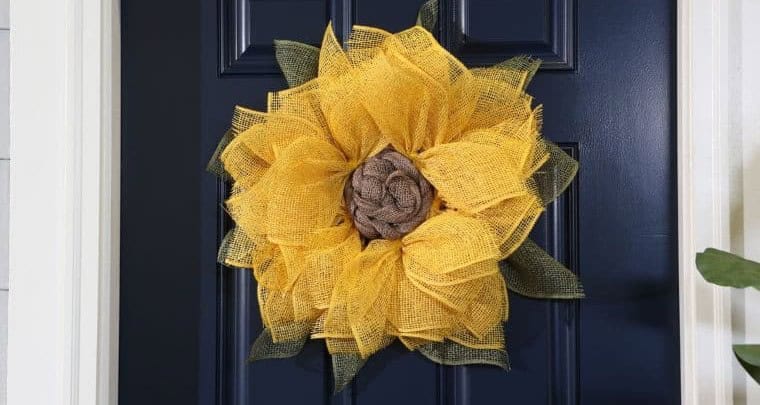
[734,344,760,384]
[534,141,579,206]
[419,341,510,370]
[217,228,236,265]
[248,328,308,362]
[217,227,256,267]
[503,239,584,299]
[416,0,438,33]
[332,353,366,393]
[206,128,234,180]
[274,40,320,88]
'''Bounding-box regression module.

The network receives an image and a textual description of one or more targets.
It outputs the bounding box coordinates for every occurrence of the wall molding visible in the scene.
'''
[8,0,120,403]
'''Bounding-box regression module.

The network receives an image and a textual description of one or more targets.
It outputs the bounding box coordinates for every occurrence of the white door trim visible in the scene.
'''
[676,0,756,404]
[7,0,120,403]
[677,0,730,403]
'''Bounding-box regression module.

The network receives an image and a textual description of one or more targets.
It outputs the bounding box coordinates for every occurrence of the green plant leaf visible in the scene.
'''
[695,248,760,290]
[734,344,760,385]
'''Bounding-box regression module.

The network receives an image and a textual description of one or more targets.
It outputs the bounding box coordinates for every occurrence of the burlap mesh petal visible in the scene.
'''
[474,194,543,260]
[305,222,362,311]
[534,140,579,205]
[357,49,449,155]
[274,40,320,88]
[217,227,255,268]
[331,353,366,393]
[415,0,438,33]
[466,57,540,132]
[256,137,350,246]
[502,238,584,299]
[417,142,529,213]
[206,129,234,179]
[419,340,509,370]
[248,327,309,362]
[207,106,267,180]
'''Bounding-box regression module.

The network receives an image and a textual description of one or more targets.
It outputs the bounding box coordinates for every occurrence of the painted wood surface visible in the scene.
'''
[120,1,679,403]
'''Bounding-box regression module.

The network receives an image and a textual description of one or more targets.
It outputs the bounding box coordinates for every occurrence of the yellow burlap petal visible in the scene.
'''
[460,106,547,178]
[402,213,500,316]
[304,221,362,312]
[324,239,402,357]
[466,56,540,132]
[386,27,480,145]
[455,273,508,338]
[471,56,541,93]
[234,113,328,165]
[474,195,544,259]
[225,177,270,246]
[220,137,269,188]
[318,23,351,80]
[355,49,448,155]
[251,244,325,342]
[345,25,393,66]
[218,226,279,270]
[268,80,328,132]
[254,254,294,339]
[262,136,351,246]
[340,26,498,152]
[221,112,329,188]
[318,27,388,163]
[416,142,529,213]
[389,275,450,336]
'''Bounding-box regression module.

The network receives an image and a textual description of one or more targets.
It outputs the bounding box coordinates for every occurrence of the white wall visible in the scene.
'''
[0,0,9,402]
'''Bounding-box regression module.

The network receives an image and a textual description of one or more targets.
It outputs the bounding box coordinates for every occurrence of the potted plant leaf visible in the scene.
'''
[696,248,760,383]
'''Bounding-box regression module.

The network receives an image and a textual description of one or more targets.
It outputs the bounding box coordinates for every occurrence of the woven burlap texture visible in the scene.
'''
[217,24,578,365]
[344,147,434,240]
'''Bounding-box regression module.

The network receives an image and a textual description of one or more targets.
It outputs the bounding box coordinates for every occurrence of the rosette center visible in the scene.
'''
[344,148,434,240]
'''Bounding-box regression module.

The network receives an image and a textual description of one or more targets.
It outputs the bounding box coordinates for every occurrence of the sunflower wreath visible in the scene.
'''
[208,0,583,391]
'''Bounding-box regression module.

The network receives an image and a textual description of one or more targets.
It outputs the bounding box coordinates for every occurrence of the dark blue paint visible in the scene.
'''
[120,0,204,404]
[121,0,679,404]
[445,0,575,69]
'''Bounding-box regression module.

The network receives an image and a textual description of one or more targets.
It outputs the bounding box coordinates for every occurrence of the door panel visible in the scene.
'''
[121,0,679,404]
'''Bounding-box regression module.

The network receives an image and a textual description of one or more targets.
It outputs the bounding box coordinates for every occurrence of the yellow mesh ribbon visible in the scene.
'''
[207,10,584,390]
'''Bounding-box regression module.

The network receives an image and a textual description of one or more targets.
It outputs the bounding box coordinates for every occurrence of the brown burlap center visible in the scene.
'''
[344,148,434,240]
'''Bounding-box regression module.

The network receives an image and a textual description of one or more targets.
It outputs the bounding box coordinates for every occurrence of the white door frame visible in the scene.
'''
[6,0,754,404]
[8,0,120,403]
[678,0,760,404]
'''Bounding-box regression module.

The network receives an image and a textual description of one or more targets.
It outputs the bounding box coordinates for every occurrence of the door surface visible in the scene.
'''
[120,1,679,404]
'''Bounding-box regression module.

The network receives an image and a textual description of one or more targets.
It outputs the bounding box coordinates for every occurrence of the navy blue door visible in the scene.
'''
[120,0,679,404]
